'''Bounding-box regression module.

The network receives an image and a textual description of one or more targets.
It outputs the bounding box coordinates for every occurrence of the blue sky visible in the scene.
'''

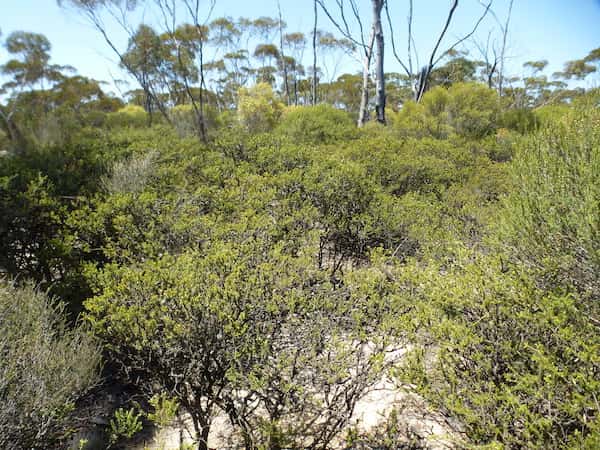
[1,0,599,94]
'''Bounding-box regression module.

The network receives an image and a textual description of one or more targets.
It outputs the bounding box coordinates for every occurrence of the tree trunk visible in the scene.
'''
[312,0,318,105]
[498,0,515,97]
[358,29,375,127]
[197,34,208,142]
[278,1,291,105]
[414,65,430,102]
[0,109,27,154]
[191,414,210,450]
[373,0,386,124]
[294,78,299,105]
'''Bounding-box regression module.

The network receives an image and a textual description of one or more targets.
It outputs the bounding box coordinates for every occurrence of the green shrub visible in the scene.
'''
[534,104,572,126]
[100,150,159,195]
[276,104,355,144]
[390,251,600,449]
[105,104,148,128]
[391,83,500,139]
[85,242,386,449]
[169,104,220,138]
[108,407,143,445]
[237,83,284,133]
[444,83,500,138]
[0,281,101,449]
[500,106,600,300]
[390,99,452,139]
[499,108,539,134]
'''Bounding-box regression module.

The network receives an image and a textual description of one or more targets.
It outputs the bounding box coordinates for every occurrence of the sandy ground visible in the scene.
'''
[70,344,461,449]
[132,348,462,450]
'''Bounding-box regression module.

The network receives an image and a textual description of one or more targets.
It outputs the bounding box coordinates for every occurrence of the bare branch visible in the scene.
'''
[315,0,365,52]
[384,0,411,77]
[498,0,514,95]
[432,0,493,68]
[407,0,414,76]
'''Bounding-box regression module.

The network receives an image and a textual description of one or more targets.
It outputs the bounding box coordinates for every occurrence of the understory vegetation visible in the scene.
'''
[1,12,599,450]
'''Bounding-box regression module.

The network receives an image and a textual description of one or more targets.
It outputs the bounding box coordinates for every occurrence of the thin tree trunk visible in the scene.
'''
[197,31,208,142]
[358,29,375,127]
[414,65,429,102]
[413,0,492,102]
[181,0,208,142]
[190,414,210,450]
[373,0,385,124]
[312,0,318,105]
[498,0,514,96]
[0,109,26,153]
[278,1,290,105]
[294,78,299,105]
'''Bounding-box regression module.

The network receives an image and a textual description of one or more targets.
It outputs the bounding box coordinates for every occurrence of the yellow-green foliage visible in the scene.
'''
[85,240,389,448]
[390,250,600,449]
[387,106,600,449]
[500,105,600,299]
[237,82,284,132]
[276,104,355,144]
[534,104,572,125]
[106,104,148,128]
[3,69,597,449]
[444,82,500,138]
[391,83,500,139]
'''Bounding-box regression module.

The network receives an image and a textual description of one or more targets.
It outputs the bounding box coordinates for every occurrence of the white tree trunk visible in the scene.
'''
[373,0,385,124]
[358,29,375,127]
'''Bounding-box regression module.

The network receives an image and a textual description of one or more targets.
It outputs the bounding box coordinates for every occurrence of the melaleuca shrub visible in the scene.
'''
[237,83,284,133]
[392,251,600,449]
[444,82,500,138]
[169,104,220,138]
[499,107,539,134]
[276,104,355,145]
[105,104,148,128]
[499,106,600,300]
[390,99,453,139]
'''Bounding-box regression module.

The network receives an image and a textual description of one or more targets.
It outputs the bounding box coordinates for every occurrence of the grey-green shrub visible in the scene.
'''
[0,281,101,449]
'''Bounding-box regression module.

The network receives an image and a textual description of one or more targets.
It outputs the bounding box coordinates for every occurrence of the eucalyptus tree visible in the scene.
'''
[254,44,280,85]
[555,47,600,81]
[284,32,307,104]
[312,0,318,104]
[372,0,385,122]
[155,0,215,141]
[58,0,217,139]
[316,31,355,82]
[521,60,567,107]
[207,17,244,103]
[0,31,67,148]
[120,24,166,120]
[58,0,174,125]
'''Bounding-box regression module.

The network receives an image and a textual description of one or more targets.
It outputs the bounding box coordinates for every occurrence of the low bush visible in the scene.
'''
[276,104,355,144]
[0,281,101,449]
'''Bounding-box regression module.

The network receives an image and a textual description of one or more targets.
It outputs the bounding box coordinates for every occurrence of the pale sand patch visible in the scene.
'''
[136,347,461,449]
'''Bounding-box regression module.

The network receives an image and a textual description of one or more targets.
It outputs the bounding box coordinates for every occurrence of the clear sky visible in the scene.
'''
[1,0,599,94]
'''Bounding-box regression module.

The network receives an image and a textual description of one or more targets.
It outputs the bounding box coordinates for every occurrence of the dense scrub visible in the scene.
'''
[1,79,598,449]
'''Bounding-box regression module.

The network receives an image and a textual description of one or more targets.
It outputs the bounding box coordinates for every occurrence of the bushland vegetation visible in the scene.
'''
[1,4,599,449]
